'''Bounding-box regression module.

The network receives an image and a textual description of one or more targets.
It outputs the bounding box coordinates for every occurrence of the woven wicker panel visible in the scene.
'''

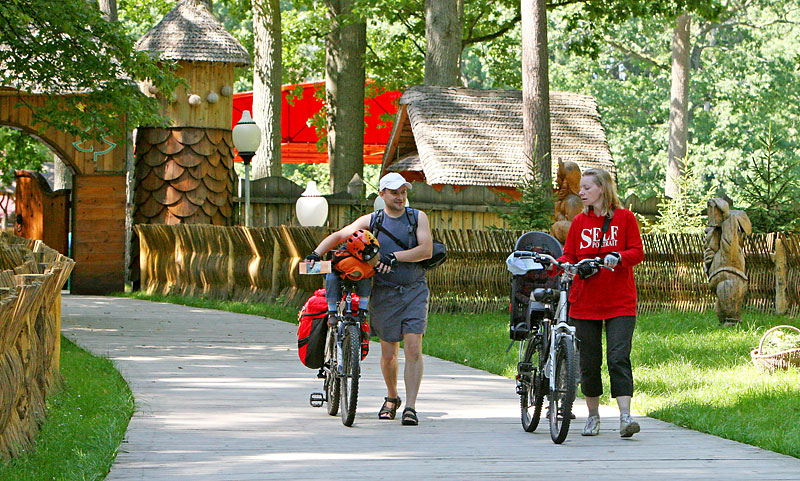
[134,225,800,316]
[134,127,236,227]
[387,86,615,187]
[0,234,74,460]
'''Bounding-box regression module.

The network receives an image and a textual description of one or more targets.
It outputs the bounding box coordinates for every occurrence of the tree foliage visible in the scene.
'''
[0,127,49,187]
[0,0,179,142]
[737,128,800,233]
[648,156,712,234]
[496,157,555,231]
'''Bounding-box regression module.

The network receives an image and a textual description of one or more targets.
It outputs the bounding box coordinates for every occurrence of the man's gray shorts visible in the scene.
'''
[368,280,429,343]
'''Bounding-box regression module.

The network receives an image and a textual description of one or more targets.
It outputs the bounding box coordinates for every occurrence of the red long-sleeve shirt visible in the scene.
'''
[558,208,644,319]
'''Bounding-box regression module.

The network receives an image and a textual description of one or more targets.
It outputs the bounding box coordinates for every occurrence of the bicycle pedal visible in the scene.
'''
[309,392,324,407]
[516,383,526,396]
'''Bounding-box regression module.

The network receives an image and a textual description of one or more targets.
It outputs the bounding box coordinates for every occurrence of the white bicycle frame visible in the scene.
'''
[545,281,576,392]
[515,252,606,394]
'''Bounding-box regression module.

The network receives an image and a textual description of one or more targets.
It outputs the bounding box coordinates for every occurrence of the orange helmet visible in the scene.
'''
[346,229,380,262]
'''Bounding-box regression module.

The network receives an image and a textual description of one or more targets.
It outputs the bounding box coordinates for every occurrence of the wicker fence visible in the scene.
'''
[135,224,799,316]
[0,233,74,459]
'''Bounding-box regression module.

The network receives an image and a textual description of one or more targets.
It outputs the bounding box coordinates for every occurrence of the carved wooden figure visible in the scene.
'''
[551,159,583,244]
[704,198,752,325]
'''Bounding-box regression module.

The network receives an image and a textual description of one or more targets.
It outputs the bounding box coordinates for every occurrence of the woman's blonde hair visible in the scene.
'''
[582,168,622,217]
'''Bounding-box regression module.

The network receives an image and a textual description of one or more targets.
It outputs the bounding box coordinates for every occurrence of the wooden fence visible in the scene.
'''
[0,233,74,459]
[135,224,799,316]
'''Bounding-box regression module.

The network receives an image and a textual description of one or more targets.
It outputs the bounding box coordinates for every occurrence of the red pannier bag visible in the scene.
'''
[297,289,371,368]
[297,289,329,369]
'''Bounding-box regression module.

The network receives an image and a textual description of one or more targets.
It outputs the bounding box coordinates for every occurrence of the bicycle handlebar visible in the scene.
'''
[512,251,614,273]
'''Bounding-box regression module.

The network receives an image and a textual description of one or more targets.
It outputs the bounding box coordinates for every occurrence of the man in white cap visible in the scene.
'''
[305,172,433,425]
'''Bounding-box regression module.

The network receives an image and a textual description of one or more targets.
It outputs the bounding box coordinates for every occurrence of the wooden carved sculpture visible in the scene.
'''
[551,159,583,244]
[704,197,752,325]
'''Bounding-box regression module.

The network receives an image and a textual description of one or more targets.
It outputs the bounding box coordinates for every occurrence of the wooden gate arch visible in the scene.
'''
[1,92,128,294]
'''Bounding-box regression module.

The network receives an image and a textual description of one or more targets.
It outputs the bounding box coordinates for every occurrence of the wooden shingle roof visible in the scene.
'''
[382,86,615,187]
[135,0,250,65]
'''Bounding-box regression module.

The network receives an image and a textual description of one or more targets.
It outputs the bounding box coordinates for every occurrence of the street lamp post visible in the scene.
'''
[232,110,261,227]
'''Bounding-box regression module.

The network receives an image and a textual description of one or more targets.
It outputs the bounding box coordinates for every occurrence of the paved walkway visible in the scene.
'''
[61,295,800,480]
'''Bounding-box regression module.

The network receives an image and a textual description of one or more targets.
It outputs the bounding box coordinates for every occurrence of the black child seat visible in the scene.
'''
[509,232,563,340]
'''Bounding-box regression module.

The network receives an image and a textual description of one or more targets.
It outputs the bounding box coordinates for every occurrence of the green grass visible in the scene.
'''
[116,293,800,458]
[0,337,134,481]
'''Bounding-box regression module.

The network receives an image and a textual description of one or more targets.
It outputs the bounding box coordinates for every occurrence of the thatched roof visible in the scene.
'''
[135,0,250,65]
[382,86,615,188]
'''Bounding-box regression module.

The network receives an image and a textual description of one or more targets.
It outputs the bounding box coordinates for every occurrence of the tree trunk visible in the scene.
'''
[252,0,282,179]
[666,14,690,198]
[424,0,462,86]
[98,0,117,22]
[325,0,366,193]
[53,154,73,190]
[521,0,551,187]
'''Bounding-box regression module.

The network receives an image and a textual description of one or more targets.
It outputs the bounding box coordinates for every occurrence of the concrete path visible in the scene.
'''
[61,295,800,480]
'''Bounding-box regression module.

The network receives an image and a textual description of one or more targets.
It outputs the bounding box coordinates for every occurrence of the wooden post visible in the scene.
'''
[775,236,787,315]
[270,237,281,299]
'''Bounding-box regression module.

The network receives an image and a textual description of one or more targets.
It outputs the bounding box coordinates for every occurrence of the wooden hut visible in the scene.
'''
[382,86,615,207]
[133,0,250,226]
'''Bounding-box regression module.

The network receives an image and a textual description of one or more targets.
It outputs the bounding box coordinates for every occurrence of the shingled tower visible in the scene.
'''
[134,0,250,225]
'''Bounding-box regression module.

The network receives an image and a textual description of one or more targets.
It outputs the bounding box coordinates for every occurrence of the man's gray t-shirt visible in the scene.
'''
[368,209,429,341]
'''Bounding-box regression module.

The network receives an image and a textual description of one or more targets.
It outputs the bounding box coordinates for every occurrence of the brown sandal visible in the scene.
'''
[378,396,402,420]
[401,407,418,426]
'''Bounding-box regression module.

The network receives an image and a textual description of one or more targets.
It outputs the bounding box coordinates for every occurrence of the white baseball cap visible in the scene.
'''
[379,172,412,191]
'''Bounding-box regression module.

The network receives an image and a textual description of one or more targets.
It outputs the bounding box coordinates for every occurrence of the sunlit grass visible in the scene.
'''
[0,337,134,481]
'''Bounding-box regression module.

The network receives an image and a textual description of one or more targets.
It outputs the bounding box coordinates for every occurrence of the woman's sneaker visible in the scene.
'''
[619,414,640,437]
[582,415,600,436]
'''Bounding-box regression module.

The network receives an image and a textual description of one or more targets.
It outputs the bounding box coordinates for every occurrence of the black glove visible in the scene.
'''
[305,251,322,263]
[379,252,397,270]
[577,262,600,280]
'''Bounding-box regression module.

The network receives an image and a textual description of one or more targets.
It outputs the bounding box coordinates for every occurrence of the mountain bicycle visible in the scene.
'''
[309,279,364,427]
[511,244,611,444]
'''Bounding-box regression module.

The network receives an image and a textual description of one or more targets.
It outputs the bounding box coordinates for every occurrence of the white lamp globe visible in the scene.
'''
[232,110,261,156]
[296,181,328,227]
[373,194,385,211]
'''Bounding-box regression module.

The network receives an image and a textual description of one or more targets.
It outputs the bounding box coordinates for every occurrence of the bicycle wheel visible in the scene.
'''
[339,323,361,426]
[549,335,577,444]
[325,329,339,416]
[520,337,545,432]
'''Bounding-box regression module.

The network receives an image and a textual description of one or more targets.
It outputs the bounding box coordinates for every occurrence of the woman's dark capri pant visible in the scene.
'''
[570,316,636,398]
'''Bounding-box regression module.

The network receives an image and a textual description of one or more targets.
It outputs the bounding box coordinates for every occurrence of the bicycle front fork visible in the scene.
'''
[546,324,576,392]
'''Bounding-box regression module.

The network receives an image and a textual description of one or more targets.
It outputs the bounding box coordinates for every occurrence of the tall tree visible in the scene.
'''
[324,0,366,193]
[521,0,551,188]
[252,0,282,178]
[666,13,690,198]
[98,0,118,21]
[424,0,463,86]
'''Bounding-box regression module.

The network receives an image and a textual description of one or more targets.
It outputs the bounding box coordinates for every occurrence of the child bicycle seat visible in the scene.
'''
[509,232,563,340]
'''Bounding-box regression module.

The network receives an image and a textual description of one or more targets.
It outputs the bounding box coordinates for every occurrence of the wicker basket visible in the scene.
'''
[750,325,800,372]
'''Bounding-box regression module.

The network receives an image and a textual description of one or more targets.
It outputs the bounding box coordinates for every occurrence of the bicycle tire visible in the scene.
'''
[339,323,361,426]
[549,335,577,444]
[520,337,545,432]
[325,329,339,416]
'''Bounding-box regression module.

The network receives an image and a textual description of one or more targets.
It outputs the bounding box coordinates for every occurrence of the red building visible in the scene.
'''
[232,81,400,164]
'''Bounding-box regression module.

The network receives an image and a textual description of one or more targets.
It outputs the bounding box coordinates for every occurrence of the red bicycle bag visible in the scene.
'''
[297,289,329,369]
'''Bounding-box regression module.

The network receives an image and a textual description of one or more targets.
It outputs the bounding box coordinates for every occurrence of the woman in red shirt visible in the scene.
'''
[558,168,644,438]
